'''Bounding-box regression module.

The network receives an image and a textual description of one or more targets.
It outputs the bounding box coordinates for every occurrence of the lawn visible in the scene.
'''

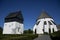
[0,34,38,40]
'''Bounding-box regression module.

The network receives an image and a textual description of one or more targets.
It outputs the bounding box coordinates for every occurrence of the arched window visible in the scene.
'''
[44,21,47,25]
[36,21,40,25]
[48,21,52,25]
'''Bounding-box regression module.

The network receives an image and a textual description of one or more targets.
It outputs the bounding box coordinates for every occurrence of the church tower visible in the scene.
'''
[3,11,24,34]
[33,10,58,34]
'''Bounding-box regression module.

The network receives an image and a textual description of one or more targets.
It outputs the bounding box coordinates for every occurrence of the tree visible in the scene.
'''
[0,27,3,34]
[24,29,33,34]
[28,29,33,34]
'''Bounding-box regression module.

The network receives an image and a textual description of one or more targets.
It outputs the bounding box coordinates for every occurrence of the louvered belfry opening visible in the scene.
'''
[5,11,24,23]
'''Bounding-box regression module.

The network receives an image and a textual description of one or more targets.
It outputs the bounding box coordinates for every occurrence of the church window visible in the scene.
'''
[18,27,20,32]
[44,21,47,25]
[36,21,40,25]
[48,21,52,25]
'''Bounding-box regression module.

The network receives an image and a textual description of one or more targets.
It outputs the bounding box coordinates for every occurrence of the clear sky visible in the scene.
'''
[0,0,60,30]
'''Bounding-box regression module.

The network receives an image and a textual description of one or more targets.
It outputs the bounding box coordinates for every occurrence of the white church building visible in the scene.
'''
[33,11,58,34]
[3,11,24,34]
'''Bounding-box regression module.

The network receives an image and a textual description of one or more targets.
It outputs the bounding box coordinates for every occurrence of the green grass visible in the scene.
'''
[0,28,38,40]
[0,34,38,40]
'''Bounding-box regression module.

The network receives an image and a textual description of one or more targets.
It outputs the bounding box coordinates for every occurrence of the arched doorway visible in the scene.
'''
[35,29,36,34]
[53,28,54,33]
[49,28,51,34]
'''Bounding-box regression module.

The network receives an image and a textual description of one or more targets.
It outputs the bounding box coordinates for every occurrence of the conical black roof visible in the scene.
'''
[5,11,24,23]
[38,10,52,19]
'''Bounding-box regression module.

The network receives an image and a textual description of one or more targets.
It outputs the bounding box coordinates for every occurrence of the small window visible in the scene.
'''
[9,25,11,27]
[48,21,52,25]
[51,20,56,25]
[44,21,47,25]
[18,27,20,32]
[36,21,40,25]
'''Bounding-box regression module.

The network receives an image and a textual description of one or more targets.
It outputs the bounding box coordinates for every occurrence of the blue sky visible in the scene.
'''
[0,0,60,30]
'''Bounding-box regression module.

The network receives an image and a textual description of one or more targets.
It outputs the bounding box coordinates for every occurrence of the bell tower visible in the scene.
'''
[3,11,24,34]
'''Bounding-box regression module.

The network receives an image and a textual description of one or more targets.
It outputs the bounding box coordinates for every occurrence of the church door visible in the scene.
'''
[35,29,36,34]
[53,28,54,33]
[49,28,51,34]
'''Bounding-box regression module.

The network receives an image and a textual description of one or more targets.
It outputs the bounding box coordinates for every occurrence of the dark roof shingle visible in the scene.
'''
[38,11,52,19]
[6,11,23,20]
[5,11,24,23]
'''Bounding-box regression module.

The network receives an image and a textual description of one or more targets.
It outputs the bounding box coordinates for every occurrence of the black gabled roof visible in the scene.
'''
[6,11,23,20]
[5,11,24,23]
[38,10,52,19]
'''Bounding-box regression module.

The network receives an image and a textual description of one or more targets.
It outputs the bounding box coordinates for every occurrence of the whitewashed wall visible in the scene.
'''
[33,18,58,34]
[3,22,24,34]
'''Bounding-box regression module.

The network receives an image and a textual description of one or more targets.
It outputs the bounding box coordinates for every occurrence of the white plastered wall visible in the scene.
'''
[33,18,58,34]
[3,21,24,34]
